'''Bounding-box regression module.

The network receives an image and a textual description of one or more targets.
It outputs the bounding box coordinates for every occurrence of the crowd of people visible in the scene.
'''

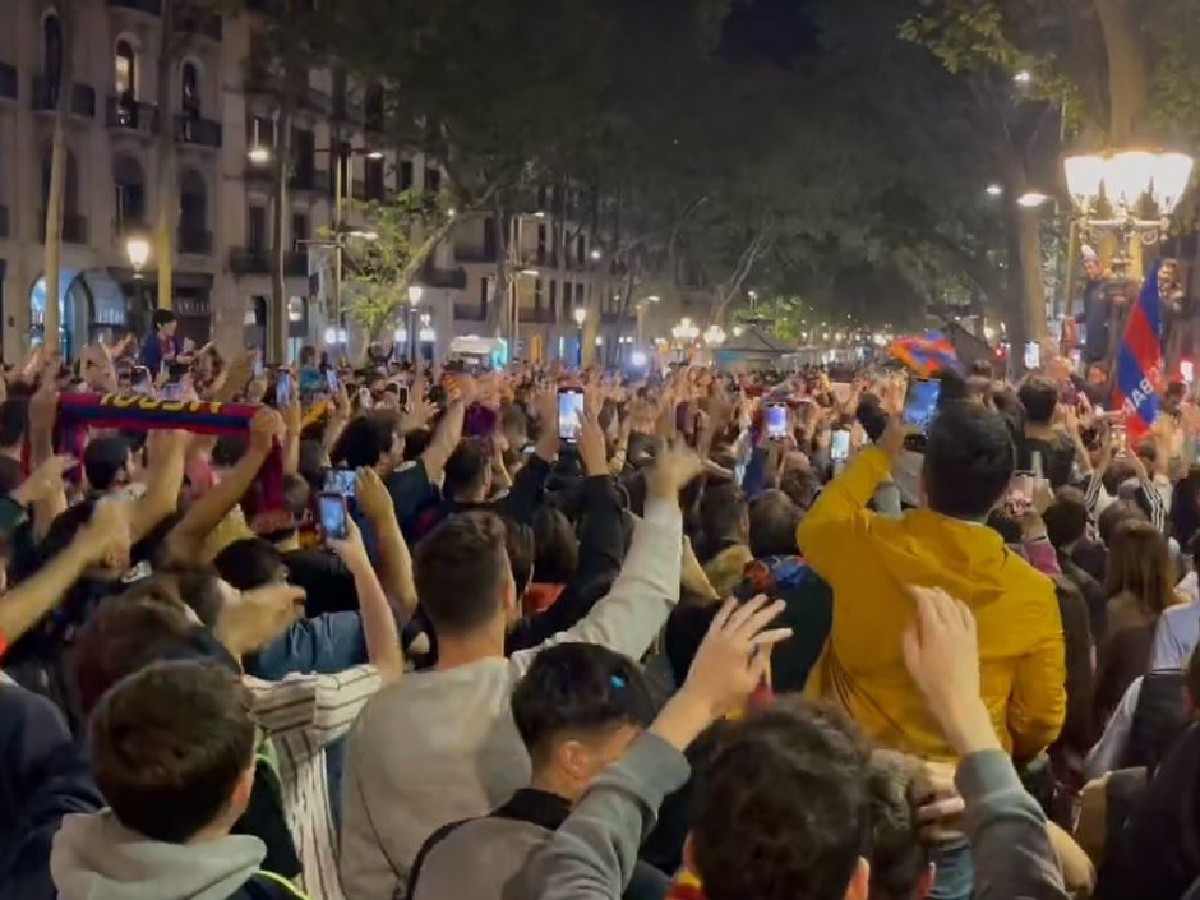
[4,306,1200,899]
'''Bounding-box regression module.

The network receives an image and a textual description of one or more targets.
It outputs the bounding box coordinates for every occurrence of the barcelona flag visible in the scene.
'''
[889,331,961,377]
[1113,260,1164,440]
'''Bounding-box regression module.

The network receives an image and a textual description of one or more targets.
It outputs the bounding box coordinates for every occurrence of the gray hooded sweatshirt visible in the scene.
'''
[50,810,267,900]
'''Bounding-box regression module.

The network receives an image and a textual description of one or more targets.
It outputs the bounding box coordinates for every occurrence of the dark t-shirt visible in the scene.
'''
[1017,432,1075,489]
[283,548,357,618]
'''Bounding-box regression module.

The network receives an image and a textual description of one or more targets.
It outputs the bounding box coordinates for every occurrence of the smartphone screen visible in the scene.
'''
[903,379,942,431]
[317,492,349,540]
[326,370,340,394]
[831,428,851,461]
[1024,341,1041,371]
[558,389,584,442]
[161,382,184,402]
[1183,360,1195,385]
[276,372,293,408]
[766,404,787,440]
[323,468,356,499]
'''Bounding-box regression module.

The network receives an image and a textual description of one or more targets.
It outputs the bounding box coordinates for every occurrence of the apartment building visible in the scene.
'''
[0,0,632,366]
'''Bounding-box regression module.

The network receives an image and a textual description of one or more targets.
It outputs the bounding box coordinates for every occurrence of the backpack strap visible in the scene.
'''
[237,871,311,900]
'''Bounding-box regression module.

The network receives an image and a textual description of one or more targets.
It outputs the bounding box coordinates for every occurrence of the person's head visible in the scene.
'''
[90,660,255,843]
[444,437,491,503]
[414,511,517,641]
[299,345,316,367]
[532,506,578,585]
[505,517,535,599]
[512,643,654,803]
[1083,252,1103,281]
[84,436,133,491]
[1018,375,1058,426]
[152,309,178,338]
[1097,498,1147,547]
[0,398,27,449]
[865,751,932,900]
[1105,519,1175,616]
[1163,381,1186,416]
[213,537,288,590]
[331,413,401,471]
[1087,363,1107,385]
[780,468,821,512]
[749,490,801,559]
[922,402,1014,520]
[687,699,872,900]
[1043,486,1088,551]
[699,479,749,552]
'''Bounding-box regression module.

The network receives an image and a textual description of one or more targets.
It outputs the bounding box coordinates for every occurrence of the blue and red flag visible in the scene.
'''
[1113,259,1165,440]
[889,331,961,377]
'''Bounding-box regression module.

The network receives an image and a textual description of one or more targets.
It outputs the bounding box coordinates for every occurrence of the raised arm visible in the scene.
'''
[420,396,467,483]
[282,398,302,476]
[161,409,282,564]
[130,428,189,543]
[328,518,404,681]
[355,466,418,621]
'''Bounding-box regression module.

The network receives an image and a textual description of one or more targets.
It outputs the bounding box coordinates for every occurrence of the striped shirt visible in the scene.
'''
[246,665,382,900]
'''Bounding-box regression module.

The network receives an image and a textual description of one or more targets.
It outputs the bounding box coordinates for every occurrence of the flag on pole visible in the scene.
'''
[1113,259,1164,441]
[889,331,960,377]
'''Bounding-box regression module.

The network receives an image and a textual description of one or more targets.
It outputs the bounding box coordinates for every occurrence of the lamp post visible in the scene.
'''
[573,306,587,366]
[407,284,424,363]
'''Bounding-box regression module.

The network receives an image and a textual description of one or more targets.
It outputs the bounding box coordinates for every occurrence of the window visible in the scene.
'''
[115,40,135,98]
[562,281,571,311]
[113,155,146,231]
[43,14,63,89]
[181,62,200,115]
[537,186,548,210]
[293,128,315,181]
[576,283,584,306]
[292,213,309,248]
[537,223,547,265]
[479,276,489,316]
[364,83,384,132]
[549,280,558,319]
[576,235,585,265]
[251,115,275,148]
[248,206,267,253]
[534,279,543,312]
[365,157,384,201]
[482,216,496,258]
[425,167,440,193]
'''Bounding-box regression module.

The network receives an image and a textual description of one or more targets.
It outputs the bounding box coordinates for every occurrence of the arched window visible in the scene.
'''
[115,39,135,98]
[364,83,384,132]
[181,61,199,115]
[112,154,146,232]
[43,13,63,99]
[179,168,208,253]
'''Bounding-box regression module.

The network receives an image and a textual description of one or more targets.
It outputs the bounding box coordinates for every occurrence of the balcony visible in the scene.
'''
[32,77,95,118]
[174,9,221,40]
[519,307,557,325]
[454,246,497,264]
[229,248,307,277]
[0,206,9,239]
[244,162,274,184]
[290,169,330,193]
[175,114,222,148]
[453,303,487,322]
[418,266,467,290]
[108,0,162,12]
[113,217,149,240]
[39,212,88,244]
[177,227,212,255]
[519,250,559,269]
[106,96,159,135]
[0,63,16,100]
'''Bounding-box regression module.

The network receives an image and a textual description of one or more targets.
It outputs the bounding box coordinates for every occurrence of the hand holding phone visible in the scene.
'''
[765,404,788,440]
[831,428,851,461]
[317,492,350,541]
[276,372,293,408]
[903,379,942,432]
[558,388,584,442]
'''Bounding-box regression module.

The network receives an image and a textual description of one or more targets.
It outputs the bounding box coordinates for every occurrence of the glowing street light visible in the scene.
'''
[126,235,151,273]
[985,183,1004,197]
[1016,191,1050,208]
[573,307,587,328]
[366,150,384,160]
[589,248,602,261]
[703,324,726,347]
[1014,70,1032,85]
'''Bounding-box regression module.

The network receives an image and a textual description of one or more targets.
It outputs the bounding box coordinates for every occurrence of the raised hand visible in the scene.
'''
[645,439,703,501]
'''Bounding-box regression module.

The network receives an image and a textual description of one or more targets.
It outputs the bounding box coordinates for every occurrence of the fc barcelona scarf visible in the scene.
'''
[56,393,284,521]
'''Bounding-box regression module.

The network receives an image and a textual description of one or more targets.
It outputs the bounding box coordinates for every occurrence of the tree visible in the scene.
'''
[41,0,75,357]
[338,194,456,342]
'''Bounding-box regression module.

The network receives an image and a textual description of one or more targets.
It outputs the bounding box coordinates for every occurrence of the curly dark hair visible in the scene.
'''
[690,698,872,900]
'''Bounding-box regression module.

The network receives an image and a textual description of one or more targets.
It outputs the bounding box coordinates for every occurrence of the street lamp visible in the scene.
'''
[703,324,726,347]
[573,306,587,366]
[1016,191,1051,209]
[126,235,151,274]
[407,284,424,363]
[985,183,1004,197]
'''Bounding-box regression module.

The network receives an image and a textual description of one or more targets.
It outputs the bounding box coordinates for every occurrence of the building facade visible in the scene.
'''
[0,0,641,367]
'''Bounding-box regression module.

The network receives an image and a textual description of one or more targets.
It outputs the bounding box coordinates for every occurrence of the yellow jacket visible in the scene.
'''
[798,447,1065,762]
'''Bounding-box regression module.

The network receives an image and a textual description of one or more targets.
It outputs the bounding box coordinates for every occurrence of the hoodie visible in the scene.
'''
[798,447,1066,762]
[51,810,267,900]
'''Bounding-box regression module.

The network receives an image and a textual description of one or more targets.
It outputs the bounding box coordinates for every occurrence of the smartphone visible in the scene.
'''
[276,372,293,408]
[161,382,184,401]
[766,404,788,440]
[831,428,851,461]
[1024,341,1041,371]
[253,353,265,378]
[317,492,349,540]
[558,388,585,442]
[903,379,942,431]
[326,369,340,394]
[1183,360,1195,385]
[323,468,356,500]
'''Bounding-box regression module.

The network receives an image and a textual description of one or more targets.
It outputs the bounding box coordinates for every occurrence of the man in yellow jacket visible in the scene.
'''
[798,400,1065,763]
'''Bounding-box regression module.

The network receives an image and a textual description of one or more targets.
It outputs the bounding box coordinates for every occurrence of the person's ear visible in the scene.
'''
[843,856,870,900]
[228,760,256,822]
[557,738,592,782]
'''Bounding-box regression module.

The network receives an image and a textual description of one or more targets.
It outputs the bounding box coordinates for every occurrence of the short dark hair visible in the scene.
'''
[779,469,821,512]
[213,538,287,590]
[331,414,395,469]
[749,490,801,559]
[414,511,510,636]
[1044,487,1088,549]
[532,506,578,584]
[0,398,28,447]
[1098,498,1147,547]
[699,479,747,552]
[504,517,535,598]
[90,660,255,843]
[1018,376,1059,425]
[152,309,177,330]
[865,751,926,900]
[84,436,132,491]
[444,438,489,500]
[691,699,871,900]
[923,401,1015,519]
[512,643,654,768]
